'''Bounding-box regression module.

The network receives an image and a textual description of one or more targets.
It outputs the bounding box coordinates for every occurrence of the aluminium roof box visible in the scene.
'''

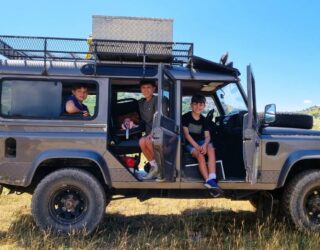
[92,16,174,62]
[92,15,173,42]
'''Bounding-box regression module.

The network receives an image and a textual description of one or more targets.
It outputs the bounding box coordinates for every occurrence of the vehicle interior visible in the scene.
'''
[108,79,146,172]
[181,80,247,183]
[108,77,248,183]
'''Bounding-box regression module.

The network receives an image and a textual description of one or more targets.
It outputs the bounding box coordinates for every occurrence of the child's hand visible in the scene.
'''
[82,111,89,117]
[200,145,207,155]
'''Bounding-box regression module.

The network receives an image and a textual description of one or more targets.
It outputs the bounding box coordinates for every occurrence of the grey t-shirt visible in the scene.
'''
[138,95,157,135]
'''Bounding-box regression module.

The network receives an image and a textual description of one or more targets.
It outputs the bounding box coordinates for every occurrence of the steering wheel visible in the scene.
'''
[206,109,215,123]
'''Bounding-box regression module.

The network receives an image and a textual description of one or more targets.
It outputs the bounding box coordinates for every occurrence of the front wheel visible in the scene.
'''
[283,170,320,231]
[31,168,106,234]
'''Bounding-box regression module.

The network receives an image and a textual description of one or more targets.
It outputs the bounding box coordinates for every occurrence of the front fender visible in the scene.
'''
[25,149,111,187]
[277,150,320,188]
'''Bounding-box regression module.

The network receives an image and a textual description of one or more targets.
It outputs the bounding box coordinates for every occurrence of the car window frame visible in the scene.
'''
[0,77,99,121]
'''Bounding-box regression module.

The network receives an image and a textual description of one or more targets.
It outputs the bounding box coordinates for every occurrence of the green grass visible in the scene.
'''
[83,95,96,116]
[0,193,320,249]
[302,106,320,130]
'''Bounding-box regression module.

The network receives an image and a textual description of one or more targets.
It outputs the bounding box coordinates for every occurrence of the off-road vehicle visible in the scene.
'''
[0,30,319,233]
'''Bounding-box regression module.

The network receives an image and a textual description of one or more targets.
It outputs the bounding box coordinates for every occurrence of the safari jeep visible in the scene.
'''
[0,34,319,234]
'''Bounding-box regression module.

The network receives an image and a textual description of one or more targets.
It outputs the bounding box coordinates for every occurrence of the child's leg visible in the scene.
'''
[192,150,209,180]
[207,144,216,174]
[139,136,153,161]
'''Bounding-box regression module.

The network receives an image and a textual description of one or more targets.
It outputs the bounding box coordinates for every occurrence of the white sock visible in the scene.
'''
[149,160,158,167]
[208,173,216,180]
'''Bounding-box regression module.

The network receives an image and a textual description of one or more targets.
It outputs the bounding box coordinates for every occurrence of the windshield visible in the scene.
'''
[216,83,247,115]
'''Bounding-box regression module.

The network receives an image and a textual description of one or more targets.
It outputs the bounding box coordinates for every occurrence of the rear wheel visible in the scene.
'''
[283,170,320,231]
[32,168,106,234]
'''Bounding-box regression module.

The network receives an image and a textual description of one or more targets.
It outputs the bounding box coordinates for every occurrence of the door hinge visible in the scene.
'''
[175,125,180,134]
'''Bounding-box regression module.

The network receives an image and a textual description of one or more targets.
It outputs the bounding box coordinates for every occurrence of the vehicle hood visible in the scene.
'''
[261,127,320,136]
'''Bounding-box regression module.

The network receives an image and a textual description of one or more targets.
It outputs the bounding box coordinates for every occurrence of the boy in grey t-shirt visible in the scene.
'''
[138,80,159,179]
[138,93,157,135]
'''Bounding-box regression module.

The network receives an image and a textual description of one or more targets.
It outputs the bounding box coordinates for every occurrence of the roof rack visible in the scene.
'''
[0,35,193,65]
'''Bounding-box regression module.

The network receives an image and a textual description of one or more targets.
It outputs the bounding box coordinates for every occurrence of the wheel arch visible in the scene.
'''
[26,149,111,189]
[277,150,320,188]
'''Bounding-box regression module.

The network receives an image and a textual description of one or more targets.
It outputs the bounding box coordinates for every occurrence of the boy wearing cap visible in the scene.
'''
[138,80,159,179]
[182,94,219,190]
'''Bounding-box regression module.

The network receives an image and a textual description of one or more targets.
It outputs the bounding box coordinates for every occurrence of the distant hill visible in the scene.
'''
[302,106,320,129]
[302,105,320,117]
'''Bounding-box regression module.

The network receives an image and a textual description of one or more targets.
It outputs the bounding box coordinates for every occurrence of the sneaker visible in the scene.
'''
[155,174,165,182]
[143,165,159,180]
[144,162,151,173]
[204,179,219,189]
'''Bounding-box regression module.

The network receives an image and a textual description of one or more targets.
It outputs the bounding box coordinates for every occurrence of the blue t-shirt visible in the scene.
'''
[65,95,89,113]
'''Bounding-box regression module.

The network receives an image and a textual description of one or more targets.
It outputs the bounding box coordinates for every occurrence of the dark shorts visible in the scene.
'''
[185,140,214,154]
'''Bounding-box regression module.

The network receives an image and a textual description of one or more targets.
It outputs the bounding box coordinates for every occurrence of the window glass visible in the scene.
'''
[1,80,62,118]
[117,92,143,100]
[162,75,174,118]
[61,82,97,118]
[1,79,97,119]
[182,96,219,120]
[83,94,96,116]
[216,83,247,115]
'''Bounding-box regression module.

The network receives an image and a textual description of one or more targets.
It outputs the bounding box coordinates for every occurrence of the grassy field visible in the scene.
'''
[0,110,319,249]
[0,193,320,250]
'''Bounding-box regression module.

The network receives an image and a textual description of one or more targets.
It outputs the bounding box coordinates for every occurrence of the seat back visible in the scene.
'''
[111,98,141,130]
[110,98,143,154]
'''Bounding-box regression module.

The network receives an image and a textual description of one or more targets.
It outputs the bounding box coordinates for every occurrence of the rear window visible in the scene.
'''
[1,79,97,119]
[117,91,143,100]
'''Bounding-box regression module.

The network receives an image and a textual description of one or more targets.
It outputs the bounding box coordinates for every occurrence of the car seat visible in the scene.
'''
[109,98,144,154]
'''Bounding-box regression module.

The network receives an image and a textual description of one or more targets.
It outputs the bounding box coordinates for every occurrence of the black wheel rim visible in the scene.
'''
[49,186,88,225]
[304,188,320,225]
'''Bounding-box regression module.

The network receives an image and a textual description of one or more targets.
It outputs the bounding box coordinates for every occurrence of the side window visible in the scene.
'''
[162,74,175,119]
[182,96,219,121]
[117,92,142,100]
[1,79,98,119]
[84,93,97,117]
[62,82,97,118]
[1,80,62,118]
[205,97,219,121]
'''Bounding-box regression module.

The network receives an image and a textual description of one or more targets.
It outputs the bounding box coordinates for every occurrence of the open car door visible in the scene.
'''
[152,67,179,181]
[243,65,260,183]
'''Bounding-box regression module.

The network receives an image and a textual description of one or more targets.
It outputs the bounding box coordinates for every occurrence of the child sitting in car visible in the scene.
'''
[121,117,138,130]
[182,94,219,191]
[65,84,90,117]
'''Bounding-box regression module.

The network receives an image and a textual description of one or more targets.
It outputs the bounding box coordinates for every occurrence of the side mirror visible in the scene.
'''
[264,104,276,124]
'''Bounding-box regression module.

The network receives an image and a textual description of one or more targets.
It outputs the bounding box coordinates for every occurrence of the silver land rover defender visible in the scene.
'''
[0,30,319,234]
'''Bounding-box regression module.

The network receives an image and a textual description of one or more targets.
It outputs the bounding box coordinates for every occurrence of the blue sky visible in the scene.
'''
[1,0,319,111]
